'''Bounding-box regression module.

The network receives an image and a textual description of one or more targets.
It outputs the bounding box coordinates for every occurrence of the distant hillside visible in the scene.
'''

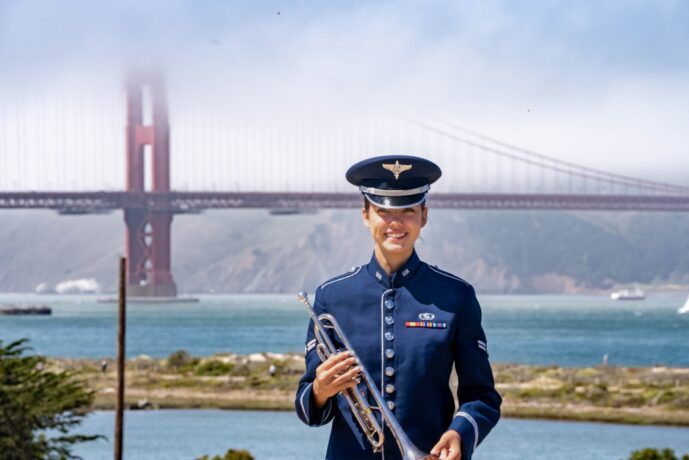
[1,209,688,294]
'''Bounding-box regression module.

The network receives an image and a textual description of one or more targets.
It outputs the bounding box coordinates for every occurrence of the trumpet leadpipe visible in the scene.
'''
[297,291,437,460]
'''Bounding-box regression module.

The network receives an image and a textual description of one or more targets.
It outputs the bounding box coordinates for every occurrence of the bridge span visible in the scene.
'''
[2,191,689,213]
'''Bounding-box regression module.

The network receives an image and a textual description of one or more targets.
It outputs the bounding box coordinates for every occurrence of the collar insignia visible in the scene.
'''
[382,160,412,180]
[401,268,410,277]
[418,312,435,321]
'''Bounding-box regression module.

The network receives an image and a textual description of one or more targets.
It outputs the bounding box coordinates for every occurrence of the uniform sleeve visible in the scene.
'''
[294,289,337,427]
[448,286,502,460]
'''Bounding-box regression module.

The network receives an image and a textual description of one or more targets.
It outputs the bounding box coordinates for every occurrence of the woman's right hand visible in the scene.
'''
[312,351,362,409]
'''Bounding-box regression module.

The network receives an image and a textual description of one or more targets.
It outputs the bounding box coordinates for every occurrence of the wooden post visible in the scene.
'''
[114,256,126,460]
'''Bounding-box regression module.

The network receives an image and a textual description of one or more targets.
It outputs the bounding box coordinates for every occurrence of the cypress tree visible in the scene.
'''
[0,339,101,460]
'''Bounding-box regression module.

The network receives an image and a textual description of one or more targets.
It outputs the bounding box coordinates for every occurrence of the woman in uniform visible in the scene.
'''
[295,155,501,460]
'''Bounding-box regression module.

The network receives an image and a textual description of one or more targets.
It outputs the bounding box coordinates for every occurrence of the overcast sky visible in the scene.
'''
[1,1,688,190]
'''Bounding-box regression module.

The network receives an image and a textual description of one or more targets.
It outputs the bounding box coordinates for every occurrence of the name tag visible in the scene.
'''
[405,321,447,329]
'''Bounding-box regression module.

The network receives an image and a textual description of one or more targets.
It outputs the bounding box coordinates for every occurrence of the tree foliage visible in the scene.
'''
[0,339,101,459]
[628,448,689,460]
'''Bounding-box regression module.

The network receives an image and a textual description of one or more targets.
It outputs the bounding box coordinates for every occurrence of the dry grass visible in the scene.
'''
[50,355,689,426]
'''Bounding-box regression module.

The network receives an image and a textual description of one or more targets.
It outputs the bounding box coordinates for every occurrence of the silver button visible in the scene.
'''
[385,316,394,325]
[387,401,396,410]
[384,299,394,310]
[385,384,395,394]
[384,332,394,341]
[385,366,395,377]
[385,349,395,359]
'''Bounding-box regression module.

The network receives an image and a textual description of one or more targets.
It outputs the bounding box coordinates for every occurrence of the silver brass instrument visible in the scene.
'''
[298,291,437,460]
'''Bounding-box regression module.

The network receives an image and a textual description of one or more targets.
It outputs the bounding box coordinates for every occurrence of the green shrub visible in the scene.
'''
[628,448,689,460]
[669,395,689,410]
[494,371,516,384]
[232,363,251,376]
[248,374,270,388]
[167,350,194,369]
[195,448,255,460]
[195,360,234,376]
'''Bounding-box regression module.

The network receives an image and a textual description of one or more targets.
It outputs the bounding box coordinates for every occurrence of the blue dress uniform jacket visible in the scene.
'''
[295,251,501,460]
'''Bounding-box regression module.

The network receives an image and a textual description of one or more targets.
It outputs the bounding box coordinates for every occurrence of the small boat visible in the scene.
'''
[610,287,645,301]
[0,305,52,316]
[679,295,689,315]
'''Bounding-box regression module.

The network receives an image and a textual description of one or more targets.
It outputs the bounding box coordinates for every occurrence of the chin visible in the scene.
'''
[382,243,410,253]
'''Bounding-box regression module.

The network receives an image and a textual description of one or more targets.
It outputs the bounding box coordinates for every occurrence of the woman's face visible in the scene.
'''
[362,203,428,257]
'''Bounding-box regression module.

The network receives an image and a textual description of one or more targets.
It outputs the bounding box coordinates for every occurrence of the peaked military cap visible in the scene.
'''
[346,155,442,208]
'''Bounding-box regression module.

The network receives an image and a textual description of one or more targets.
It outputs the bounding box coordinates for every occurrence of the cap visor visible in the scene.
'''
[364,193,427,209]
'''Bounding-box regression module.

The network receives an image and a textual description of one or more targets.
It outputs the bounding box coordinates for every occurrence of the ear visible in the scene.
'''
[362,206,371,229]
[420,206,428,228]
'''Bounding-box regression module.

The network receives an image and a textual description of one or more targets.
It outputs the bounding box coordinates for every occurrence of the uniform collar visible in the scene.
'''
[367,250,422,289]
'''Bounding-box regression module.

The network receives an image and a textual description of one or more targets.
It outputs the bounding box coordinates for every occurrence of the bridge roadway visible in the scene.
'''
[2,191,689,213]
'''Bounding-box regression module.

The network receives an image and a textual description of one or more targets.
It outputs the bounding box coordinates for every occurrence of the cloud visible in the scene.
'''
[1,0,688,188]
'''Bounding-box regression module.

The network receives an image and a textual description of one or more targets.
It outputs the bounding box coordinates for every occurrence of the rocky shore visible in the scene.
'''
[50,353,689,426]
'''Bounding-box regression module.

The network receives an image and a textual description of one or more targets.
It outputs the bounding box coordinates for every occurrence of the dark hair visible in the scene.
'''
[363,197,426,210]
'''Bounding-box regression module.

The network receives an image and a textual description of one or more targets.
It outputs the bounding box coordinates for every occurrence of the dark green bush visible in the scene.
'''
[0,339,102,459]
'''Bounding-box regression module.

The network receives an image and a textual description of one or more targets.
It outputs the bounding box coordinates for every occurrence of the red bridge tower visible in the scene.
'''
[124,74,177,298]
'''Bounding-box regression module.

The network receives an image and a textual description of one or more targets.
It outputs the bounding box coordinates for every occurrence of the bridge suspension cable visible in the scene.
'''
[400,116,689,196]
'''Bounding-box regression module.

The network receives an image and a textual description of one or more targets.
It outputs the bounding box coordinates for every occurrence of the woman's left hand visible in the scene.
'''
[430,430,462,460]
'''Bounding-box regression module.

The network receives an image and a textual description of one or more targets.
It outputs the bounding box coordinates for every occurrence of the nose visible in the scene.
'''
[384,211,405,225]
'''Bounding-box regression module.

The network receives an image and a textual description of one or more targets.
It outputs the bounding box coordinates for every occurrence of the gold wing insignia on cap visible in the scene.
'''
[382,160,412,180]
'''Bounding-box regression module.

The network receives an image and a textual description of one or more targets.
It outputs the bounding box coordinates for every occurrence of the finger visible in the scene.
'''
[430,442,443,457]
[319,351,353,370]
[335,376,361,392]
[439,447,449,460]
[333,366,361,385]
[315,365,358,400]
[430,442,445,457]
[330,365,362,389]
[316,354,351,379]
[448,439,461,460]
[321,356,358,380]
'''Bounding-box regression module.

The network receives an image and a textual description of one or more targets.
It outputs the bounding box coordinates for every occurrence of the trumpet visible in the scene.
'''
[297,291,437,460]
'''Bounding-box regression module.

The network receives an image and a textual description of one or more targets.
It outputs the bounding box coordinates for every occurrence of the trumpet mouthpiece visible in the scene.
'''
[297,291,308,302]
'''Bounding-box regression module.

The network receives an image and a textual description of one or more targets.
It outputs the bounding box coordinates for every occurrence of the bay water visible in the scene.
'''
[70,409,689,460]
[1,292,687,366]
[5,292,689,459]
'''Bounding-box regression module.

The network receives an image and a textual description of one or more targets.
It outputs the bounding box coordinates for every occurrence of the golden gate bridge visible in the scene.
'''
[1,74,688,298]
